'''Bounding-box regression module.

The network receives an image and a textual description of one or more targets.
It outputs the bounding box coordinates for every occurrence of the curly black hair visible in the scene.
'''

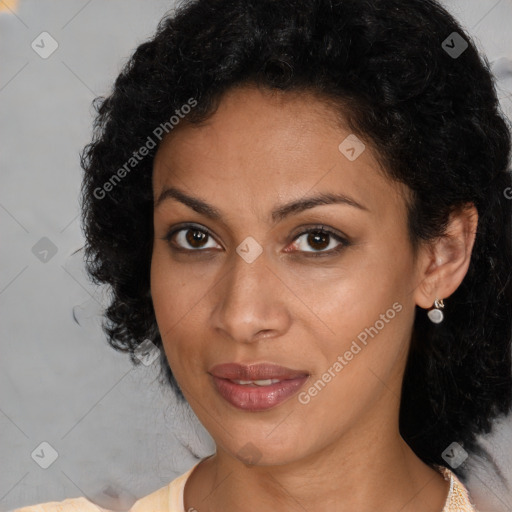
[79,0,512,480]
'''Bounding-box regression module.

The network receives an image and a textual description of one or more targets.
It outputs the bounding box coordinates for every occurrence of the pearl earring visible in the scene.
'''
[427,298,445,324]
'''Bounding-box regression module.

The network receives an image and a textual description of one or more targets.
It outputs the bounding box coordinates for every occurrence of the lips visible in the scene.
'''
[209,362,310,411]
[209,362,309,381]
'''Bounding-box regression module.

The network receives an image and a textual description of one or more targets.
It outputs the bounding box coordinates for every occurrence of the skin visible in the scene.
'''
[150,84,478,512]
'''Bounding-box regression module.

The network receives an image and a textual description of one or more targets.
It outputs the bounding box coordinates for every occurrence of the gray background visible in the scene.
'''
[0,1,511,511]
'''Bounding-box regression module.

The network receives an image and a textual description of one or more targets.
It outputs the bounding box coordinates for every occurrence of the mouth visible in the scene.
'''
[209,362,310,411]
[229,378,284,386]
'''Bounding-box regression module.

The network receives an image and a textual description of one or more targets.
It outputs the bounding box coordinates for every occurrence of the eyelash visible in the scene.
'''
[162,222,350,258]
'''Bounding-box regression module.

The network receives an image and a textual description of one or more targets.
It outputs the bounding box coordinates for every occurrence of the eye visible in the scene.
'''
[163,223,221,252]
[285,226,349,257]
[162,223,349,257]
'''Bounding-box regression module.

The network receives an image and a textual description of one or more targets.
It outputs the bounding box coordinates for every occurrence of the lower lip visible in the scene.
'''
[211,375,309,411]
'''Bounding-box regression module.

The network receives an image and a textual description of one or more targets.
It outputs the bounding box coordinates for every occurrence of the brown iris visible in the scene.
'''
[186,229,208,248]
[307,231,330,251]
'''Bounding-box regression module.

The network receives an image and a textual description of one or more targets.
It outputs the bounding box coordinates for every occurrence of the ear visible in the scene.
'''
[414,203,478,309]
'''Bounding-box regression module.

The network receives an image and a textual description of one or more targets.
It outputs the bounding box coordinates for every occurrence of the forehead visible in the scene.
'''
[152,85,408,223]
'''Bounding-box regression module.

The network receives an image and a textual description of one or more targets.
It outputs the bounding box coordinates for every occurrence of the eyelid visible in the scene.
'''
[288,224,348,243]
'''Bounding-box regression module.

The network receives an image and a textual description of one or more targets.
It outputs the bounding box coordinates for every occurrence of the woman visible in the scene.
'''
[15,0,512,510]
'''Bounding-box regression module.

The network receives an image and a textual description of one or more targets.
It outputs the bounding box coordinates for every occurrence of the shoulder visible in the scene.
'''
[435,465,480,512]
[13,457,210,512]
[130,463,199,512]
[12,496,106,511]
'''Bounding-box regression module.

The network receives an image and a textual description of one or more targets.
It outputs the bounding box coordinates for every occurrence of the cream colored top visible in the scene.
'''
[13,459,478,511]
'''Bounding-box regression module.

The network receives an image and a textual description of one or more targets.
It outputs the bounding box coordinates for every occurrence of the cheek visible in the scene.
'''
[150,250,176,327]
[151,251,191,369]
[295,297,410,437]
[292,245,409,334]
[150,247,213,372]
[304,245,413,378]
[150,246,207,326]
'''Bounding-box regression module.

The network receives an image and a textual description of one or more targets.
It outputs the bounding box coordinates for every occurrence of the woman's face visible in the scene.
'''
[151,84,424,465]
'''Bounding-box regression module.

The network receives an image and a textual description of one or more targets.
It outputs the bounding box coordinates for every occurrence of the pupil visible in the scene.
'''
[186,229,206,248]
[308,231,329,250]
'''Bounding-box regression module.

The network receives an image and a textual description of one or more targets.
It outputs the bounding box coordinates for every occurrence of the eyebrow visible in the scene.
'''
[154,186,369,223]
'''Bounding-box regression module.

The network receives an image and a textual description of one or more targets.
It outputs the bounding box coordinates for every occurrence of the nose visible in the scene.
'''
[210,246,292,344]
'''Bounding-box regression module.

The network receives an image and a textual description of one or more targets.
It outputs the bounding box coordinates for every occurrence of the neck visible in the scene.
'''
[184,408,449,512]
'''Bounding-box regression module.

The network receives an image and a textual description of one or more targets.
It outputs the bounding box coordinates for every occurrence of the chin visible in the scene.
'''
[225,433,309,467]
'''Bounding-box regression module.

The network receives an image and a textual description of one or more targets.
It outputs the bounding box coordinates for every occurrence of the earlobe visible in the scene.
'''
[413,203,478,312]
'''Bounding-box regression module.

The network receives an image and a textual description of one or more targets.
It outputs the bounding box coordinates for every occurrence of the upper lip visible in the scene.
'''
[209,362,310,381]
